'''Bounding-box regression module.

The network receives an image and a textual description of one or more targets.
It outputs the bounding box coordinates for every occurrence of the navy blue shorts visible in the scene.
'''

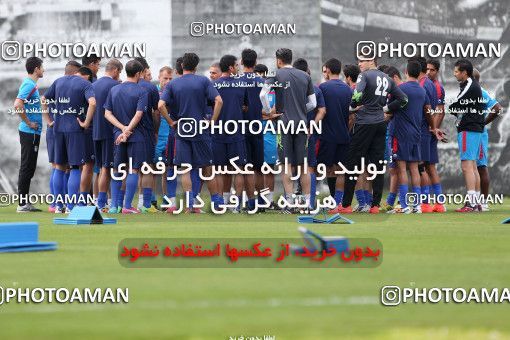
[307,135,319,167]
[245,135,264,169]
[113,141,146,169]
[54,131,85,166]
[46,126,55,163]
[144,133,156,164]
[94,138,114,168]
[165,133,176,165]
[317,139,348,167]
[393,136,421,162]
[212,140,247,166]
[83,129,95,163]
[420,134,431,162]
[174,138,213,168]
[428,135,438,164]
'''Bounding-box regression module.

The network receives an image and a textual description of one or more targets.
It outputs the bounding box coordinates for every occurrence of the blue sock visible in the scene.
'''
[53,169,65,209]
[109,178,121,209]
[211,193,223,209]
[151,192,156,202]
[67,169,81,210]
[364,190,373,206]
[248,198,256,210]
[421,185,430,203]
[185,191,193,209]
[355,189,365,206]
[49,168,56,207]
[432,183,442,196]
[334,190,344,206]
[97,192,107,209]
[64,171,70,195]
[166,168,177,198]
[78,192,88,206]
[413,186,422,208]
[310,173,317,209]
[191,168,201,198]
[237,196,243,210]
[118,190,125,209]
[398,184,409,209]
[386,192,397,206]
[124,173,139,209]
[143,188,152,209]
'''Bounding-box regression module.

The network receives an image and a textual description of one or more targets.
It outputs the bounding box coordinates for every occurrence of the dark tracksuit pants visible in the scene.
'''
[18,131,40,206]
[342,121,387,208]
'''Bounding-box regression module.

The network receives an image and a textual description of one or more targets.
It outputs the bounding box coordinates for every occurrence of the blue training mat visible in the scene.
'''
[53,206,117,225]
[0,222,57,253]
[297,212,354,224]
[502,218,510,224]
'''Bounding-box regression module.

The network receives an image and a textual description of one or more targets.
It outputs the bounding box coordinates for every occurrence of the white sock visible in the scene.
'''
[223,192,230,203]
[167,196,176,206]
[475,191,481,204]
[137,194,143,207]
[467,190,476,206]
[304,194,311,207]
[268,191,274,203]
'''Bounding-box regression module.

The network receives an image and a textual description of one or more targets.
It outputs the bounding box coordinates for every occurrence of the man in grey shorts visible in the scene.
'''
[259,48,317,209]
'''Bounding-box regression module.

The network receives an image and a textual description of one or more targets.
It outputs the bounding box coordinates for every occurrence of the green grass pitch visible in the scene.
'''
[1,201,510,339]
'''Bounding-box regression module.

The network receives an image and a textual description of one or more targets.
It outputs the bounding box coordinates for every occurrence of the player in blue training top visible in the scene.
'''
[408,56,439,213]
[239,49,266,212]
[426,59,447,213]
[45,61,82,212]
[158,52,224,212]
[104,59,148,214]
[318,58,352,210]
[387,61,440,214]
[213,54,249,213]
[91,59,123,212]
[42,65,96,213]
[135,57,173,213]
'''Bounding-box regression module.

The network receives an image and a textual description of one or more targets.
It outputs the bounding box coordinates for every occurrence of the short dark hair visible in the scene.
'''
[427,59,440,71]
[26,57,43,74]
[175,57,183,75]
[292,58,308,73]
[219,55,237,73]
[65,60,81,75]
[81,55,101,67]
[182,53,199,71]
[385,66,401,79]
[134,57,149,70]
[408,56,427,73]
[66,60,81,68]
[254,64,268,78]
[343,64,360,82]
[323,58,342,75]
[77,66,94,82]
[275,48,292,65]
[377,64,389,73]
[125,59,144,77]
[406,61,421,79]
[241,49,257,68]
[454,59,473,77]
